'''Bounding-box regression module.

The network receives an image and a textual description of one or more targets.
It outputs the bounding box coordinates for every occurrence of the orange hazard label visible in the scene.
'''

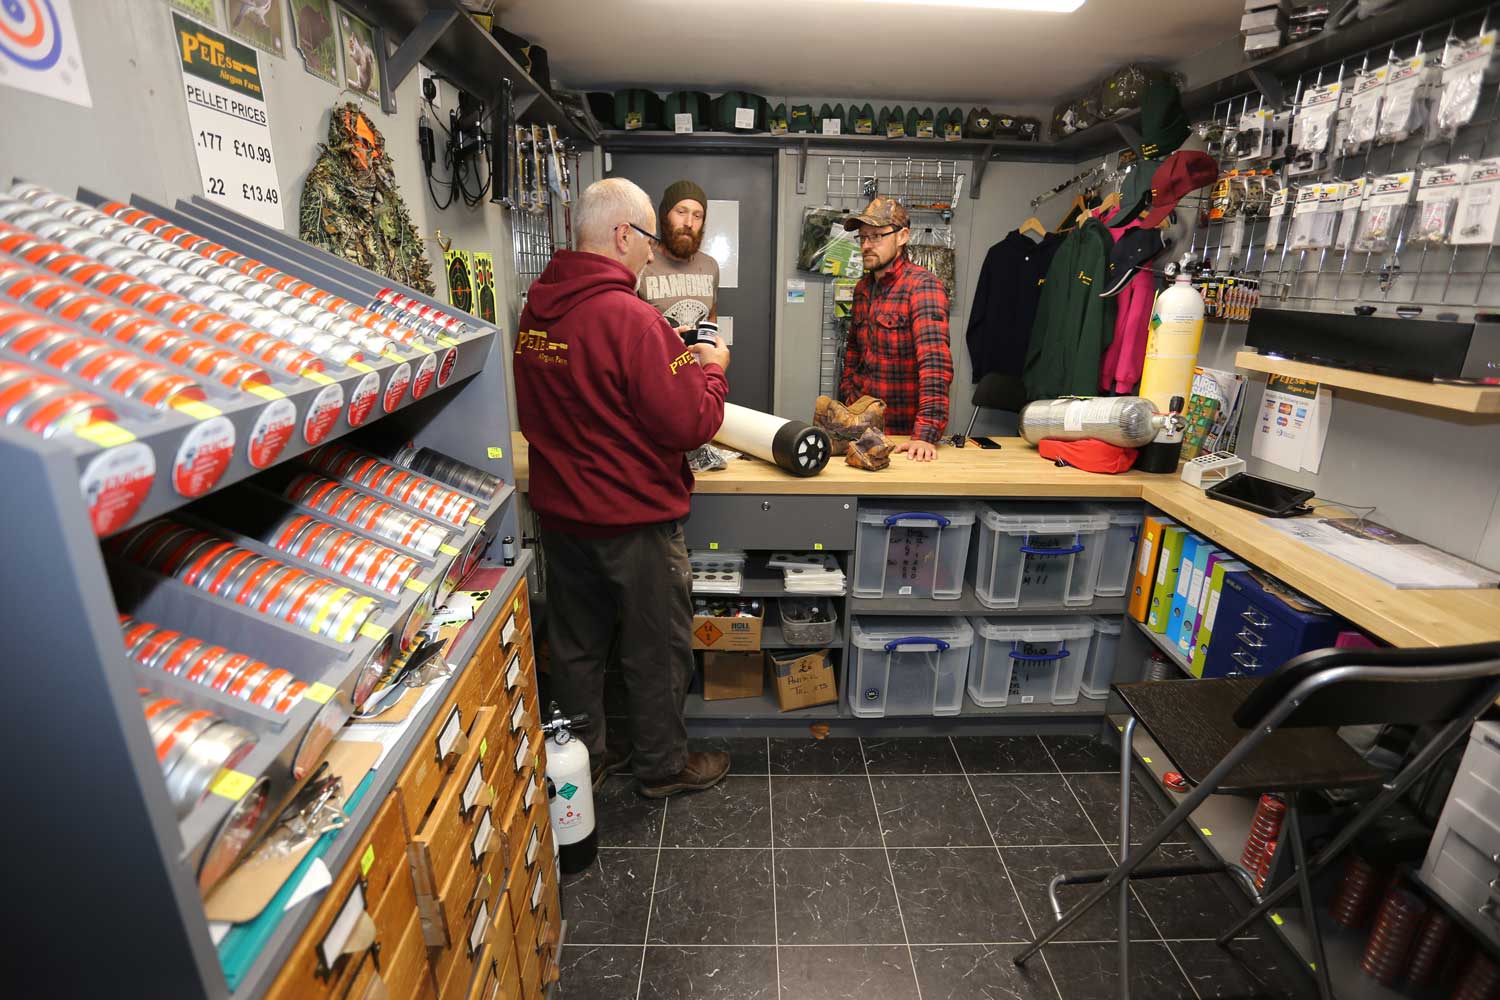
[694,620,724,645]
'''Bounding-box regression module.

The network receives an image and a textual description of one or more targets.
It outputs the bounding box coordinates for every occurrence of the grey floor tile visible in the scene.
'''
[970,773,1102,847]
[561,849,656,944]
[911,944,1061,1000]
[772,775,882,848]
[593,774,666,848]
[774,848,905,945]
[770,737,865,775]
[1172,938,1318,999]
[554,944,642,1000]
[1127,842,1254,941]
[872,774,992,847]
[1064,771,1190,845]
[888,847,1028,944]
[862,736,961,774]
[777,945,920,1000]
[661,775,771,848]
[639,945,777,1000]
[692,736,770,775]
[1040,942,1195,1000]
[648,848,774,946]
[951,735,1059,774]
[1042,733,1123,772]
[1000,845,1157,943]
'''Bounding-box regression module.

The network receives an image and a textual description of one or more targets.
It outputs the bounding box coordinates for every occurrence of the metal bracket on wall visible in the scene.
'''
[1247,68,1284,109]
[386,9,461,90]
[796,138,811,195]
[969,144,995,199]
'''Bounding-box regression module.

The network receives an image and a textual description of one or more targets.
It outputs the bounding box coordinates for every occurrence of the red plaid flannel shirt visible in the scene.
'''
[840,253,953,443]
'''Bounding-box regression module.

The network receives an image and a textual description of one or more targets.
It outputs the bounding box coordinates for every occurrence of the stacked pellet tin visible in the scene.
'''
[121,616,306,713]
[139,690,258,818]
[306,442,479,527]
[0,357,116,437]
[393,443,503,501]
[282,472,451,558]
[261,512,421,598]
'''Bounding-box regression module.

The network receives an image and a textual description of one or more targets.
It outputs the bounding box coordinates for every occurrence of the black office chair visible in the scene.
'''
[961,372,1028,441]
[1014,642,1500,1000]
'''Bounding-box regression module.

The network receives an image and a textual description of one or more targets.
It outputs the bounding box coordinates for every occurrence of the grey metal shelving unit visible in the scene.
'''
[2,184,521,1000]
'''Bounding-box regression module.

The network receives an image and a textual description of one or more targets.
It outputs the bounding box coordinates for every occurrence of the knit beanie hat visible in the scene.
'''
[659,180,708,228]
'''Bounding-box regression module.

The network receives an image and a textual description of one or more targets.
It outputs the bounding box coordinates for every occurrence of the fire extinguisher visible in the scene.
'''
[543,703,597,874]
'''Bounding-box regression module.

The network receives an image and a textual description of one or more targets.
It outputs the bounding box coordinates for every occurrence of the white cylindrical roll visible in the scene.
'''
[713,403,831,477]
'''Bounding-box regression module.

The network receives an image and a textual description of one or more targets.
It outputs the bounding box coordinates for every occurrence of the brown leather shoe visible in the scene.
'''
[637,751,731,799]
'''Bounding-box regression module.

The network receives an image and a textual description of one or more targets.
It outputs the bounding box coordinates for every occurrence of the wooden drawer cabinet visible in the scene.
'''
[384,908,436,1000]
[410,706,497,896]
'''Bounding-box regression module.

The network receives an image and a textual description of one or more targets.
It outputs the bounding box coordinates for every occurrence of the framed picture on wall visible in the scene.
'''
[226,0,284,57]
[337,7,380,101]
[290,0,337,84]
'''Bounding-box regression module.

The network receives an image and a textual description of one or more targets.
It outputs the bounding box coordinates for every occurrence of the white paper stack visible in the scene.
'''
[774,553,847,595]
[690,550,747,593]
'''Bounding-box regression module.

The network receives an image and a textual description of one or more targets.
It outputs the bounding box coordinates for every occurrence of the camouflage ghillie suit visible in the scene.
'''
[299,103,435,295]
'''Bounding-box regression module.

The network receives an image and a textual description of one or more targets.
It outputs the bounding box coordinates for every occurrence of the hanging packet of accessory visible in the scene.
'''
[1288,182,1342,250]
[1438,33,1497,137]
[906,226,957,297]
[1411,162,1471,245]
[1243,172,1269,219]
[1451,157,1500,245]
[1209,172,1235,221]
[1353,171,1415,253]
[1264,187,1290,251]
[797,207,854,274]
[1289,81,1341,177]
[1332,176,1367,252]
[1375,54,1434,145]
[1235,108,1274,163]
[1342,67,1388,155]
[1331,74,1356,153]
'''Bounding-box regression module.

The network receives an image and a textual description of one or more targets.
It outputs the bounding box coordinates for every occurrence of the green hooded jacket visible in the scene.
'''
[1023,218,1116,400]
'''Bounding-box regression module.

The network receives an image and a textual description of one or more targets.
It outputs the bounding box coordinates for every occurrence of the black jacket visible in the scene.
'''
[965,230,1064,382]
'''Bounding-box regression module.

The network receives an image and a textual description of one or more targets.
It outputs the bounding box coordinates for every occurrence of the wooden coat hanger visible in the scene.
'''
[1056,193,1088,232]
[1018,215,1047,239]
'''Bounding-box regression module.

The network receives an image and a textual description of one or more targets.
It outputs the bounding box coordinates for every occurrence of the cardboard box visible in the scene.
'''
[702,651,765,701]
[767,649,837,712]
[692,610,763,651]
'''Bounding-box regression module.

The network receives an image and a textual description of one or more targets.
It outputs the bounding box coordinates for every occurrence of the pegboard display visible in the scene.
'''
[512,201,556,299]
[1186,5,1500,320]
[824,157,965,218]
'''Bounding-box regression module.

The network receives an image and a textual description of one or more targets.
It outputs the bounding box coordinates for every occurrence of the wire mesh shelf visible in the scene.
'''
[824,157,964,215]
[1186,3,1500,321]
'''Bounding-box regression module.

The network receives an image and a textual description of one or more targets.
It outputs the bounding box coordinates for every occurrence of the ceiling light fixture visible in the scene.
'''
[850,0,1085,10]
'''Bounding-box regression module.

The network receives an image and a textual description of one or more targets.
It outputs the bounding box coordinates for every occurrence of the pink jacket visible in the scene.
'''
[1097,210,1157,394]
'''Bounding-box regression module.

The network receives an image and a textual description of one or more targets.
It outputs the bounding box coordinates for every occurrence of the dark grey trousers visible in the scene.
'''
[542,521,693,783]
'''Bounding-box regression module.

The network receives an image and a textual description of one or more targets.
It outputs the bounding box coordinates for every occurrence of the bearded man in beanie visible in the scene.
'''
[638,179,718,336]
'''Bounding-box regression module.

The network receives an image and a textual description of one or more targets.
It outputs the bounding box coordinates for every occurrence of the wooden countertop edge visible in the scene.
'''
[509,433,1500,648]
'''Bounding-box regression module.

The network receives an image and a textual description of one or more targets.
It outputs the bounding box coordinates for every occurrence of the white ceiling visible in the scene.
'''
[495,0,1244,105]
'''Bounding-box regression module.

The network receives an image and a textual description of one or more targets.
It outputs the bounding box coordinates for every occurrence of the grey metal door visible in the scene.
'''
[606,151,776,411]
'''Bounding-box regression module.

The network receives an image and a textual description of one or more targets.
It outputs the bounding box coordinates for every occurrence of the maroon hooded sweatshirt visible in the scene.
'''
[515,250,728,537]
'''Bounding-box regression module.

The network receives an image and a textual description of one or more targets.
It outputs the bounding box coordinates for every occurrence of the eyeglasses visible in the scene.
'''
[858,227,903,244]
[621,222,662,244]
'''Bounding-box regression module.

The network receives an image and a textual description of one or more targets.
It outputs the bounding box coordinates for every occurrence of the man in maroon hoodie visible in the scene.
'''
[516,178,731,798]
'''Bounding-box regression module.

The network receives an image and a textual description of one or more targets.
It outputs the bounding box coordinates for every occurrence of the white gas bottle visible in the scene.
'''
[1138,268,1206,418]
[543,705,597,874]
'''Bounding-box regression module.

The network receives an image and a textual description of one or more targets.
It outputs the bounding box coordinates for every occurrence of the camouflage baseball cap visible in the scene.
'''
[842,196,910,231]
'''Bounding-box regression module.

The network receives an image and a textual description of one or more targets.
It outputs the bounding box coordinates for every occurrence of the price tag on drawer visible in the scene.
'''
[436,706,463,760]
[513,738,528,774]
[461,759,485,814]
[525,828,540,868]
[471,809,494,864]
[510,697,527,734]
[505,653,522,691]
[319,884,371,971]
[360,845,375,877]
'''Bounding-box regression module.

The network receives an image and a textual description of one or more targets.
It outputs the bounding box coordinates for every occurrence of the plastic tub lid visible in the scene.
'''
[857,502,976,527]
[851,615,974,650]
[978,502,1109,534]
[968,616,1094,642]
[1087,503,1146,526]
[1088,616,1123,635]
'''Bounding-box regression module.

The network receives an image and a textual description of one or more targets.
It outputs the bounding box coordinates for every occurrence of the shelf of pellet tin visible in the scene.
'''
[105,456,511,894]
[0,181,497,538]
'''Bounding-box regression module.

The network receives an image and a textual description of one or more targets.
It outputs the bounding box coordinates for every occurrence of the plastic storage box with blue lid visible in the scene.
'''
[971,502,1110,609]
[967,617,1094,707]
[1087,504,1145,598]
[848,615,974,717]
[853,503,976,600]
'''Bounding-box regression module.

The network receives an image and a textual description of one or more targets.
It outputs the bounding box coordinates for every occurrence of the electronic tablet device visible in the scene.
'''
[1205,472,1315,517]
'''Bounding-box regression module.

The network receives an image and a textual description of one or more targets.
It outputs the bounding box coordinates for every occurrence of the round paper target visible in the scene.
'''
[0,0,63,70]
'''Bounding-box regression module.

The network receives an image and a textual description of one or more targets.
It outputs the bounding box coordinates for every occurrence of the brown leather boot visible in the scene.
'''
[637,751,731,799]
[815,394,887,442]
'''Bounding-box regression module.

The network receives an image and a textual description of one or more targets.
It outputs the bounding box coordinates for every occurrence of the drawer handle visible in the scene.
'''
[1240,609,1270,628]
[1008,647,1071,663]
[1237,628,1266,649]
[1021,542,1085,556]
[1232,650,1260,671]
[884,511,951,528]
[885,636,951,653]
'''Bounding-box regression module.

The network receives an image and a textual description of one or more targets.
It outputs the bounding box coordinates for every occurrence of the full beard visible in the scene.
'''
[666,226,703,260]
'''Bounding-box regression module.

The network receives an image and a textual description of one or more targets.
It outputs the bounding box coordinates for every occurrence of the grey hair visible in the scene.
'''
[574,177,655,252]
